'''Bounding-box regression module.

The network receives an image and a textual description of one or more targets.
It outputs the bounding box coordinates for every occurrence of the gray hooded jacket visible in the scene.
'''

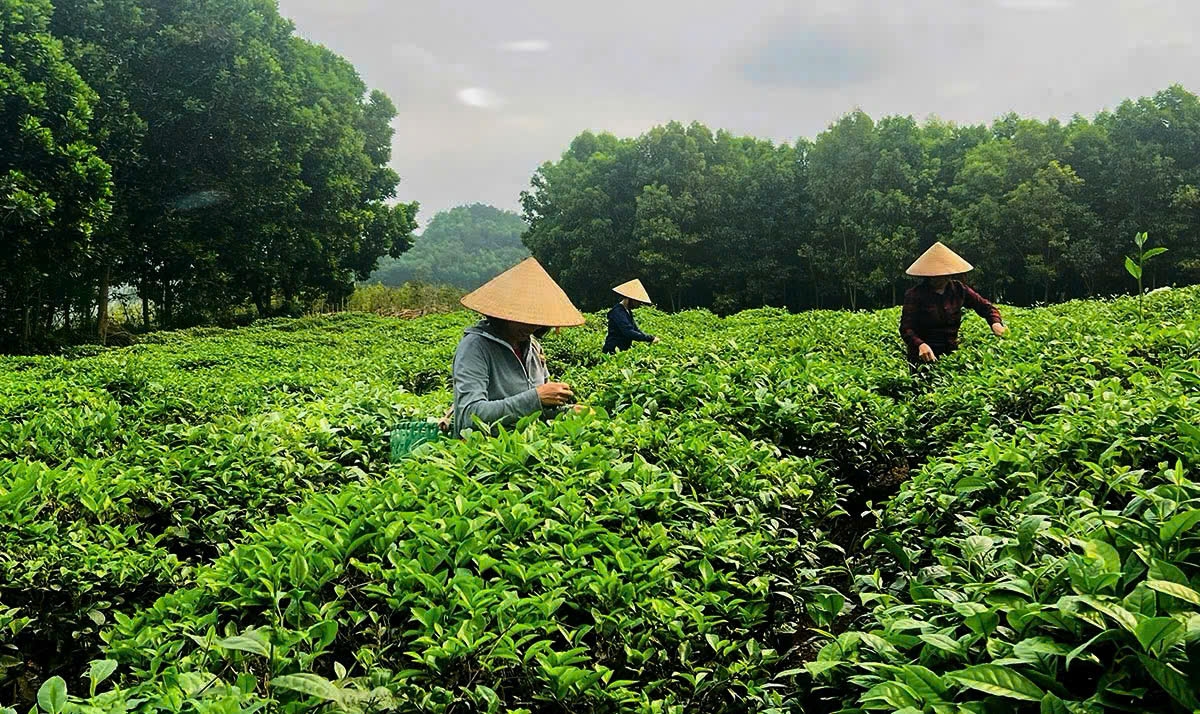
[452,320,551,438]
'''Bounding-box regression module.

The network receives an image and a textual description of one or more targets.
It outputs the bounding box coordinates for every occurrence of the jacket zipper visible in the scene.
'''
[472,330,534,387]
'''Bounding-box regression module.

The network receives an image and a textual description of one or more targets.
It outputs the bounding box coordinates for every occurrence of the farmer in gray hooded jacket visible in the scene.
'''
[451,258,587,438]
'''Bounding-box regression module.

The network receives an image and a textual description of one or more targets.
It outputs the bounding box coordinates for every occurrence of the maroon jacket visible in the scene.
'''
[900,280,1002,362]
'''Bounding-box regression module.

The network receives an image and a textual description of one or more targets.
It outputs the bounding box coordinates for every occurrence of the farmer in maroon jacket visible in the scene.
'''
[900,242,1008,365]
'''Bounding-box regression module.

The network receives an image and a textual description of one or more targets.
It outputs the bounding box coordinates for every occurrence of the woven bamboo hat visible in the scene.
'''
[460,258,585,327]
[906,242,974,277]
[613,279,653,305]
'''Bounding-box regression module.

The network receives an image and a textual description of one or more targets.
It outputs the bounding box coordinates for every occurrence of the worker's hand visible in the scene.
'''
[537,382,574,408]
[918,344,937,363]
[992,323,1009,337]
[652,336,661,344]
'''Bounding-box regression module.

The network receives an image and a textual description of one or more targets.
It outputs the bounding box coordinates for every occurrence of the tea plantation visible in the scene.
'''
[3,289,1199,713]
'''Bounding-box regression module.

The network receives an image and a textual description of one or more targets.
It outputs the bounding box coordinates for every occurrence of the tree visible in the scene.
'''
[522,131,642,310]
[807,111,878,309]
[522,122,810,313]
[371,204,528,291]
[39,0,416,332]
[0,0,112,350]
[522,89,1200,316]
[1005,160,1093,303]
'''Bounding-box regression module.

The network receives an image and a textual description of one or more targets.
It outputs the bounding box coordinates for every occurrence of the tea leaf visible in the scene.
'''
[919,633,966,657]
[1077,596,1138,632]
[1040,693,1071,714]
[289,552,310,584]
[947,664,1045,702]
[1123,584,1157,617]
[1146,579,1200,606]
[37,676,67,714]
[270,673,343,703]
[216,631,271,657]
[1134,617,1184,655]
[1138,655,1200,710]
[899,664,950,701]
[1149,559,1189,585]
[861,681,920,710]
[1125,256,1142,280]
[86,659,118,696]
[1083,539,1121,575]
[1012,637,1070,662]
[804,660,844,678]
[1159,510,1200,544]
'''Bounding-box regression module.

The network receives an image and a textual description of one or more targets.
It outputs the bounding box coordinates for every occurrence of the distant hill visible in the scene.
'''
[369,204,529,290]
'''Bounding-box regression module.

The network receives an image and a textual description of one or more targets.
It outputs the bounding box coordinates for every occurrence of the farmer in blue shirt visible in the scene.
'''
[451,258,586,437]
[603,279,659,354]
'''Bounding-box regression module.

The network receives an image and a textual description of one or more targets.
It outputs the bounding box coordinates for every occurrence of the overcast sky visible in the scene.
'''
[277,0,1199,226]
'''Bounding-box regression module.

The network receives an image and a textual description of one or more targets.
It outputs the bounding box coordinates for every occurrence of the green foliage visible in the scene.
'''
[345,282,465,316]
[2,286,1198,711]
[524,87,1200,314]
[370,204,530,291]
[0,0,415,350]
[0,0,113,350]
[799,321,1200,710]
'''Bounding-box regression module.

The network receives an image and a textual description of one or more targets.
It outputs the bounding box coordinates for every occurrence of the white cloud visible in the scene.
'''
[456,87,503,109]
[501,40,550,53]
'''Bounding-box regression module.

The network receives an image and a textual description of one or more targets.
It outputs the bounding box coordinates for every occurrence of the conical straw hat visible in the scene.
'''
[461,258,585,327]
[906,242,974,277]
[613,279,653,305]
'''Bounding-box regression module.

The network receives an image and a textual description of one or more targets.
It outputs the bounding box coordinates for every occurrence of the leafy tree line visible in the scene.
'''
[522,85,1200,313]
[369,203,529,291]
[0,0,416,351]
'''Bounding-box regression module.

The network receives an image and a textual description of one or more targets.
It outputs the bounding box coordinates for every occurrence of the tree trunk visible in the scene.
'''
[98,266,111,346]
[22,304,31,349]
[254,288,270,318]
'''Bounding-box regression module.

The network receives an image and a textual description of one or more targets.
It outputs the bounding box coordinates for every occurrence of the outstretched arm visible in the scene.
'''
[963,285,1003,326]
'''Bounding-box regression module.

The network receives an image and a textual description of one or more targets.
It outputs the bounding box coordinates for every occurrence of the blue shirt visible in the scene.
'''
[603,303,655,353]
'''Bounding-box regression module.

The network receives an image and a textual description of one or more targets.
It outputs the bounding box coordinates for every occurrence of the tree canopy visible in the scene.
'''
[0,0,112,348]
[522,86,1200,313]
[0,0,415,350]
[370,204,529,291]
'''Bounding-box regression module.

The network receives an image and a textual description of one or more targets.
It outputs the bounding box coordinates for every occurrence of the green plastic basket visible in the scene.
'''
[389,419,443,462]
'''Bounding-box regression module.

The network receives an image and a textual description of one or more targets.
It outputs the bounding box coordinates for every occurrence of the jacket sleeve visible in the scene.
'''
[453,337,541,435]
[609,306,655,343]
[899,292,925,349]
[963,285,1003,325]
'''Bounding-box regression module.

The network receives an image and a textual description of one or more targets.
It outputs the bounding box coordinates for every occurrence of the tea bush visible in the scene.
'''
[1,288,1197,712]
